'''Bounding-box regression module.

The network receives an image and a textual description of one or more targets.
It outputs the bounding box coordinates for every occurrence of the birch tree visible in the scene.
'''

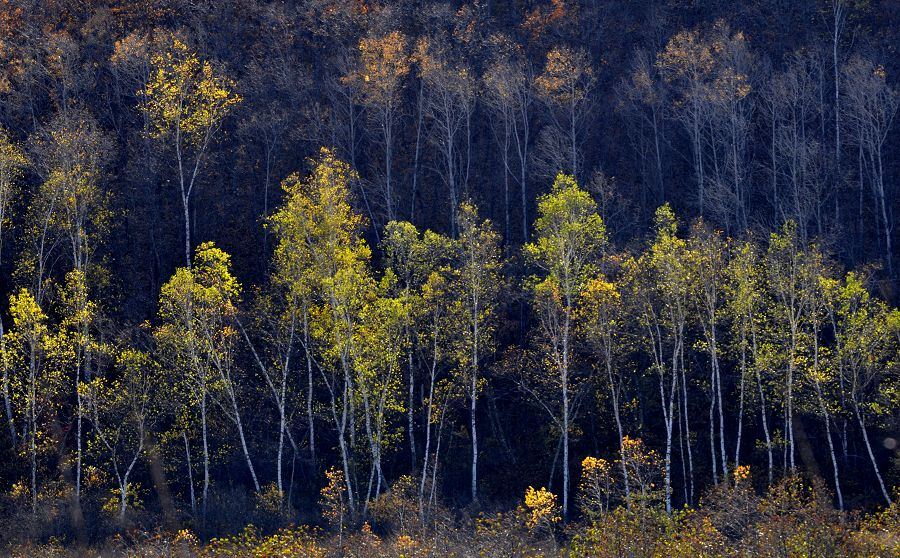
[578,276,631,504]
[353,31,410,224]
[841,57,898,278]
[450,201,501,504]
[687,224,728,484]
[83,348,158,522]
[4,289,66,514]
[830,272,895,505]
[765,221,808,473]
[415,36,476,236]
[524,173,607,517]
[724,240,774,484]
[803,255,844,510]
[484,34,533,242]
[534,46,594,181]
[0,130,26,441]
[623,204,692,512]
[142,35,241,267]
[272,148,372,515]
[156,242,260,520]
[31,109,112,504]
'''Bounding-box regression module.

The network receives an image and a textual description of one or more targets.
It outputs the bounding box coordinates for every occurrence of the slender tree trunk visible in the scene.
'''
[660,362,677,514]
[712,335,727,479]
[787,327,797,472]
[419,355,437,520]
[470,367,478,504]
[384,112,394,222]
[709,376,718,484]
[201,389,209,521]
[411,82,424,222]
[183,194,191,268]
[0,317,13,441]
[228,387,261,492]
[814,379,843,510]
[304,312,316,465]
[75,368,82,503]
[408,348,416,472]
[276,399,285,498]
[29,357,36,515]
[607,355,630,504]
[677,328,694,504]
[734,332,747,469]
[854,401,892,505]
[183,431,196,515]
[757,367,773,485]
[560,305,572,518]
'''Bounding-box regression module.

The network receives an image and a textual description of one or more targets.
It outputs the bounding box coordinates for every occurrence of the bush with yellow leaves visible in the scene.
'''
[847,488,900,556]
[523,486,560,535]
[199,524,325,558]
[620,436,664,506]
[569,504,671,558]
[320,467,347,535]
[579,456,615,518]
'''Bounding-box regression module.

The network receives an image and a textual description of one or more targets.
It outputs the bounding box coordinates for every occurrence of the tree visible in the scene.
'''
[724,240,773,484]
[0,129,26,441]
[83,348,159,522]
[352,31,411,224]
[31,109,112,504]
[829,272,895,505]
[156,242,259,520]
[415,35,476,236]
[534,46,594,181]
[524,173,607,517]
[656,26,716,212]
[355,276,408,510]
[765,221,809,473]
[686,224,728,484]
[450,201,501,504]
[483,34,533,242]
[271,147,372,515]
[764,50,828,240]
[803,253,844,510]
[702,29,755,232]
[0,128,25,265]
[379,220,456,519]
[382,220,452,474]
[841,57,899,279]
[240,291,303,505]
[617,50,669,210]
[3,289,66,514]
[578,277,630,504]
[415,264,457,520]
[142,35,241,267]
[623,205,692,512]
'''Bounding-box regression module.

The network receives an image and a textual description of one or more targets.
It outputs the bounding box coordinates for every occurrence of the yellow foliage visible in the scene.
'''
[733,464,751,485]
[524,486,560,532]
[200,525,325,558]
[579,456,615,518]
[535,46,594,106]
[356,31,410,107]
[142,36,241,147]
[320,466,347,531]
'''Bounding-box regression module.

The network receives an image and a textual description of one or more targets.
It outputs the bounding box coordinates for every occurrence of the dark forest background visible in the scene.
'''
[0,0,899,554]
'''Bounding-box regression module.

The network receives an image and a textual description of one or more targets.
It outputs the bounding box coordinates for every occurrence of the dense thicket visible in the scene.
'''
[0,0,898,552]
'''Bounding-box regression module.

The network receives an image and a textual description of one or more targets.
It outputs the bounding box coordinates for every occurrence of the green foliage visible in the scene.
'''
[525,173,607,297]
[448,201,502,383]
